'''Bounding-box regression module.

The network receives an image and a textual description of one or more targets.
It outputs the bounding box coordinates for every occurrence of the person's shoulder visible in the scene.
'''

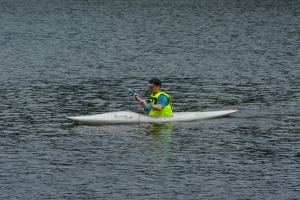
[158,93,168,99]
[158,93,169,104]
[157,93,168,106]
[159,92,170,98]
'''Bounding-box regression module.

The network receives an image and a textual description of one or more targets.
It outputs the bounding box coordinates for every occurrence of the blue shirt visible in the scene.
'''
[157,94,169,107]
[147,94,169,107]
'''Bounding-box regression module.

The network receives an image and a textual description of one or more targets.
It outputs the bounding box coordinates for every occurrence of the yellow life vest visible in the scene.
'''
[149,92,172,116]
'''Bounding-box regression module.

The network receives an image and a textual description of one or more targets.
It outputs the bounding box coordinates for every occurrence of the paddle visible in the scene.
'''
[127,88,143,104]
[127,88,152,114]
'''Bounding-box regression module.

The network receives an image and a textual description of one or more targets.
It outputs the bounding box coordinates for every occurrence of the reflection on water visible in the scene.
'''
[149,123,173,148]
[148,123,173,163]
[149,123,173,134]
[146,122,174,189]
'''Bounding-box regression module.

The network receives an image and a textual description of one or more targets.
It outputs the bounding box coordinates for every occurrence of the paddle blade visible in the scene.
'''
[127,88,136,94]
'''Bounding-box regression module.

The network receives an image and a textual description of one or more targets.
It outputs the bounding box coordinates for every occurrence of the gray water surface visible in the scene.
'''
[1,0,300,199]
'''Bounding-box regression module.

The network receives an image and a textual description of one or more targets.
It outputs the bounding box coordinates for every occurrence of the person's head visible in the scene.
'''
[148,77,161,94]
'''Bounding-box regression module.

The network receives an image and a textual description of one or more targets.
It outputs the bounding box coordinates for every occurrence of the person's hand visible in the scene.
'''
[133,93,140,101]
[134,93,145,105]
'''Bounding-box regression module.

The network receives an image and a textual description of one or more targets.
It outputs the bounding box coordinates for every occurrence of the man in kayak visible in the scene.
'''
[134,77,172,116]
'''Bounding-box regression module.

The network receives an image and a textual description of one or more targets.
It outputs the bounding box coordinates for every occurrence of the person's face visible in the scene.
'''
[149,85,160,94]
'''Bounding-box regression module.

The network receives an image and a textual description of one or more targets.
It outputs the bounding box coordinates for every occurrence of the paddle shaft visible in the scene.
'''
[127,88,146,108]
[126,87,152,115]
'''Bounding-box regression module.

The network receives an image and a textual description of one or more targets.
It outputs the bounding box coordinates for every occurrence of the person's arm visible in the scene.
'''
[152,95,168,111]
[133,93,147,107]
[152,104,162,111]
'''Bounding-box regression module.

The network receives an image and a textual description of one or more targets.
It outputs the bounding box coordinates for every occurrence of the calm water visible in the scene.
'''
[1,0,300,199]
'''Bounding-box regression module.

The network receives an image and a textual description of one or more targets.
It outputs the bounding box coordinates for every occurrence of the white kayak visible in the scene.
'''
[66,109,238,125]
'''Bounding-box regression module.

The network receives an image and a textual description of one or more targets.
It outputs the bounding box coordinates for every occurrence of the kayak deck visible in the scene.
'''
[66,109,238,125]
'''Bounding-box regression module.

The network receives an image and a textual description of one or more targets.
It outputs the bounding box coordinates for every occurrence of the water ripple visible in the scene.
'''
[0,0,299,199]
